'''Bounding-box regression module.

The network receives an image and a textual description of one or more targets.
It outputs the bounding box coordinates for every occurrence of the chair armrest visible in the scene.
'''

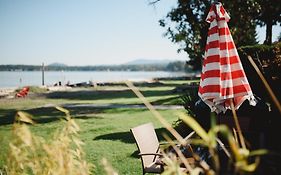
[139,153,164,165]
[138,153,162,156]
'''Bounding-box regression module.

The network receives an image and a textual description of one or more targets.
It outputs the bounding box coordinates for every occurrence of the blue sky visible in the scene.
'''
[0,0,280,66]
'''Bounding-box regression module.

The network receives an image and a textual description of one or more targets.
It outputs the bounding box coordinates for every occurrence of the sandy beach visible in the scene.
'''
[0,85,72,98]
[0,87,17,98]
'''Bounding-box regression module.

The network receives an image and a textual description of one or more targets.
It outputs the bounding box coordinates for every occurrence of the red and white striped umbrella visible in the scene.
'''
[198,2,256,114]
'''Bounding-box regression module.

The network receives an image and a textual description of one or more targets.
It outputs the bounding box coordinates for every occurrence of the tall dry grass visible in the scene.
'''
[3,107,93,175]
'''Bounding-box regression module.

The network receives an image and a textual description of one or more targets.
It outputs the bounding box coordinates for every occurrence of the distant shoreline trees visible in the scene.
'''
[0,61,192,72]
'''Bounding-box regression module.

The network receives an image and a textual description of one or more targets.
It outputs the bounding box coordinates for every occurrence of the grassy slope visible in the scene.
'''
[0,80,197,174]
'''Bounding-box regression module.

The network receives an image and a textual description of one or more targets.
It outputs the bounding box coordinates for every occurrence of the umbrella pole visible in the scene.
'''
[230,99,246,149]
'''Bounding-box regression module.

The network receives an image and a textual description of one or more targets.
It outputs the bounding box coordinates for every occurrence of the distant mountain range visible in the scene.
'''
[123,59,174,65]
[47,59,178,67]
[0,59,188,72]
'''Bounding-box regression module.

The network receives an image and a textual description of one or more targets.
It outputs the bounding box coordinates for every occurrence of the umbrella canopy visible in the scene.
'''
[198,2,256,114]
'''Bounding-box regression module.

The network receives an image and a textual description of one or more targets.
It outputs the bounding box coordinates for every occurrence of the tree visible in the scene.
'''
[158,0,259,70]
[165,61,188,71]
[256,0,281,44]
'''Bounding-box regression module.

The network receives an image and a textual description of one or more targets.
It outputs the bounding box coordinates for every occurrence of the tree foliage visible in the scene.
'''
[256,0,281,44]
[158,0,260,70]
[166,61,191,72]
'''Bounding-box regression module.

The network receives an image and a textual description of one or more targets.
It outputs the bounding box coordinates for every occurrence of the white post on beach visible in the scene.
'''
[42,62,45,86]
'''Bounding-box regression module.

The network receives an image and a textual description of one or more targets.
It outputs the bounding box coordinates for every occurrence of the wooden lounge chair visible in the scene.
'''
[130,123,164,174]
[131,123,199,174]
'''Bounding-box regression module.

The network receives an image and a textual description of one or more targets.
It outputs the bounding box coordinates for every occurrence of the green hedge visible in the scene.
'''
[238,42,281,104]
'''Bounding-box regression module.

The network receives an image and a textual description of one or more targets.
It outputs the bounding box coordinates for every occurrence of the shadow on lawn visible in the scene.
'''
[151,96,182,105]
[99,81,185,88]
[45,89,173,101]
[93,127,173,144]
[0,106,106,126]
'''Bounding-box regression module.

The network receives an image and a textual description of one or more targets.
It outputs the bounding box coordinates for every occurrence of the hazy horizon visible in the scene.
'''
[0,58,186,66]
[1,0,280,66]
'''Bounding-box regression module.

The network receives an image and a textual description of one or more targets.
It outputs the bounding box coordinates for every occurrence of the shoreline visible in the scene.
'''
[0,75,200,98]
[0,87,17,98]
[0,71,195,88]
[0,79,155,97]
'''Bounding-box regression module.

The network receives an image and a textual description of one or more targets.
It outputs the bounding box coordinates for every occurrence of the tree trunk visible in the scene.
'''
[264,20,273,45]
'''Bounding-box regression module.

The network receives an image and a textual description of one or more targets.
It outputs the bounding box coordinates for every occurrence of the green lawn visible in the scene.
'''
[0,80,198,174]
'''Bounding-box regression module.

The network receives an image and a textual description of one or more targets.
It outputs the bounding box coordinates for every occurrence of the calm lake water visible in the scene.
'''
[0,71,190,88]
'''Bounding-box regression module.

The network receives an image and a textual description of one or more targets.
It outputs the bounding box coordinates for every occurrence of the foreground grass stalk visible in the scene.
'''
[247,55,281,114]
[162,134,193,173]
[125,81,185,144]
[230,99,246,150]
[127,81,219,174]
[102,158,118,175]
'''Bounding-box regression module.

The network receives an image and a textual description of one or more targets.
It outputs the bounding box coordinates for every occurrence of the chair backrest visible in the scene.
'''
[22,87,29,91]
[130,123,160,170]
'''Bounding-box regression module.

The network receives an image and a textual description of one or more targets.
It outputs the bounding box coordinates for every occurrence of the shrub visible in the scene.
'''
[238,42,281,102]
